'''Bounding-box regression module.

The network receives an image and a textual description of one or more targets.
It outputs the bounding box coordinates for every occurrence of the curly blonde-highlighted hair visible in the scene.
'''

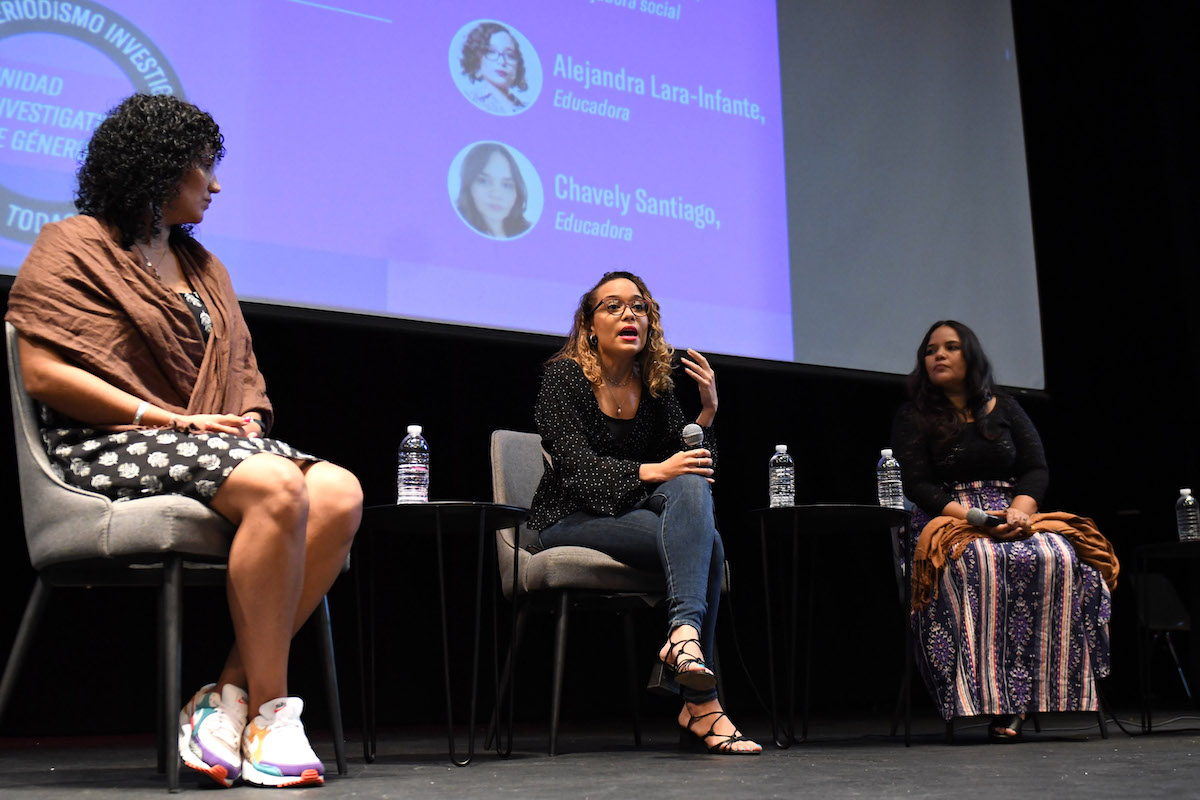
[547,271,675,397]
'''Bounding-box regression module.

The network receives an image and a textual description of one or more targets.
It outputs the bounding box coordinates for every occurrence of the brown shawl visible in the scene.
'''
[911,511,1119,611]
[5,215,272,431]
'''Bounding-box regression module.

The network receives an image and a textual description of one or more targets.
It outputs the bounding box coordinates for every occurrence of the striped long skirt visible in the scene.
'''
[908,481,1112,720]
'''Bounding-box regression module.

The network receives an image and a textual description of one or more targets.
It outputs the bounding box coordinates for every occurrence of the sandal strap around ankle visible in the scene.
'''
[665,637,709,672]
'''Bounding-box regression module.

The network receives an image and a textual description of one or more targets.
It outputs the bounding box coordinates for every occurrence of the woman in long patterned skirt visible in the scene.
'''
[891,320,1113,740]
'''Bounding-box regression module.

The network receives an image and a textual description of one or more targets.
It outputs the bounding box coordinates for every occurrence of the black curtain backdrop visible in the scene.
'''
[0,2,1197,735]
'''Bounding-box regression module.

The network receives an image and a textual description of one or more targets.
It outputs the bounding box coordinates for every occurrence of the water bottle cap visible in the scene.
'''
[775,444,787,453]
[1182,488,1193,496]
[407,424,422,435]
[881,448,893,458]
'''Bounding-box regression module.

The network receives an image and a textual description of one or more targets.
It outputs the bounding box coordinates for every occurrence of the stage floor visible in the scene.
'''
[2,710,1198,798]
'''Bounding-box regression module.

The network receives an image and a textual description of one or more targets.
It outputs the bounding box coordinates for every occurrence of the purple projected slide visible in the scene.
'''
[0,0,792,361]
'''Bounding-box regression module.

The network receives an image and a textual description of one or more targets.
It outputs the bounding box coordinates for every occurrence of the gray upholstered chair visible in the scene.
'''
[490,429,666,755]
[0,321,347,790]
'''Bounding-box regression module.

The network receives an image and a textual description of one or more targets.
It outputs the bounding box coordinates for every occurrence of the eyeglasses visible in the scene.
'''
[483,48,518,64]
[592,296,650,317]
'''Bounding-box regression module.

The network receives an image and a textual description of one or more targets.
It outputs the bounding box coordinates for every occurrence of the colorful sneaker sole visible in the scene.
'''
[178,687,240,788]
[241,761,324,788]
[181,757,236,789]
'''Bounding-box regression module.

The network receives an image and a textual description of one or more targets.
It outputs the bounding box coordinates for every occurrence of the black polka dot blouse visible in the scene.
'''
[528,358,715,531]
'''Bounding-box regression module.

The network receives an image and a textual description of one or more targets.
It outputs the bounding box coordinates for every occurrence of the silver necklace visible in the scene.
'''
[133,242,168,278]
[603,370,635,417]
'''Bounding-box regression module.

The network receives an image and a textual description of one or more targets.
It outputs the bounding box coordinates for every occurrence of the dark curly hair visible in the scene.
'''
[75,94,225,249]
[547,271,675,398]
[460,21,527,93]
[906,319,998,450]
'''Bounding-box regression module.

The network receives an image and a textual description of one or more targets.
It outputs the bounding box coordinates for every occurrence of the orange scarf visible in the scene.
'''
[911,511,1119,611]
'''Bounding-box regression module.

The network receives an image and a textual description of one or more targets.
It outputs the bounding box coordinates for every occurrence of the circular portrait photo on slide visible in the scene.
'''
[450,19,542,116]
[448,141,544,241]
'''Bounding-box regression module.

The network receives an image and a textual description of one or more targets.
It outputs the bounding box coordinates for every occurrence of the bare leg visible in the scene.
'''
[207,454,309,712]
[290,461,362,622]
[211,461,362,710]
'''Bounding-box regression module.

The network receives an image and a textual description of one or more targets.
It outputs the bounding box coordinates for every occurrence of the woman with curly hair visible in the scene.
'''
[528,271,760,755]
[459,21,528,114]
[5,94,361,787]
[456,142,531,239]
[891,320,1113,740]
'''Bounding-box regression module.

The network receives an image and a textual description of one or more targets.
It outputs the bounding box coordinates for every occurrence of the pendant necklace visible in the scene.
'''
[133,242,168,279]
[603,369,634,417]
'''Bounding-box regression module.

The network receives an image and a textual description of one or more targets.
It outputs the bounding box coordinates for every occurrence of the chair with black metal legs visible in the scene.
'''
[1136,571,1192,731]
[0,321,348,790]
[488,429,666,756]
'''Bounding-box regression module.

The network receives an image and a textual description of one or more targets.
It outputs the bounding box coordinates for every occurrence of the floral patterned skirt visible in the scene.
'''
[908,481,1112,720]
[43,424,320,505]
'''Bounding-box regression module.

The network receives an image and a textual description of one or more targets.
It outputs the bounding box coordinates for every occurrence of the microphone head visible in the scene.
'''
[965,507,991,527]
[682,423,704,448]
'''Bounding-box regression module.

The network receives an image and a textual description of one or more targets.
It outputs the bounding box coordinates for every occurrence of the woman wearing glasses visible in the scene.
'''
[459,21,529,115]
[527,271,760,755]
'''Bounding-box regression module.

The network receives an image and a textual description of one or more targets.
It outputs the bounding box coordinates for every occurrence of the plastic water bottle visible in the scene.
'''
[877,448,905,510]
[396,424,429,504]
[1176,488,1199,541]
[768,444,794,508]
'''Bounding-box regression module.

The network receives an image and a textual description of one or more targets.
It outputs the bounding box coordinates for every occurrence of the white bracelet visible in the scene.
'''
[132,400,150,426]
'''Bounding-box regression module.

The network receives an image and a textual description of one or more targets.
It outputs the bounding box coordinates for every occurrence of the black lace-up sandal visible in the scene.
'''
[680,710,761,755]
[653,636,716,692]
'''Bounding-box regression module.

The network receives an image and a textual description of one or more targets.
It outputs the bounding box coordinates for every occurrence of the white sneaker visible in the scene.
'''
[178,683,214,762]
[241,697,325,787]
[179,683,248,787]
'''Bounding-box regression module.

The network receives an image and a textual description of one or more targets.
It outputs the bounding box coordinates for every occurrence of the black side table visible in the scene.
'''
[752,504,910,747]
[355,501,528,766]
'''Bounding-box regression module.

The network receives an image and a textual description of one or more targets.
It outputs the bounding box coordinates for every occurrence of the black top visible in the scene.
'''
[604,414,635,442]
[528,358,715,530]
[890,394,1049,518]
[180,291,212,344]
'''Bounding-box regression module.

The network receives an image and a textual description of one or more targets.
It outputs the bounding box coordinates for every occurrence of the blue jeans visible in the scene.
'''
[537,474,724,703]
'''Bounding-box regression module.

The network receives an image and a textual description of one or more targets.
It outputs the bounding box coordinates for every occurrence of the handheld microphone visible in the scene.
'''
[966,507,1003,528]
[682,423,704,449]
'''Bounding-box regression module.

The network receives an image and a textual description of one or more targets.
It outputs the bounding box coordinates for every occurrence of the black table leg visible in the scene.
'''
[496,516,520,757]
[463,513,488,766]
[354,532,377,763]
[759,519,787,748]
[785,515,800,744]
[798,515,811,744]
[903,525,913,746]
[1136,552,1151,733]
[433,514,468,765]
[429,511,490,767]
